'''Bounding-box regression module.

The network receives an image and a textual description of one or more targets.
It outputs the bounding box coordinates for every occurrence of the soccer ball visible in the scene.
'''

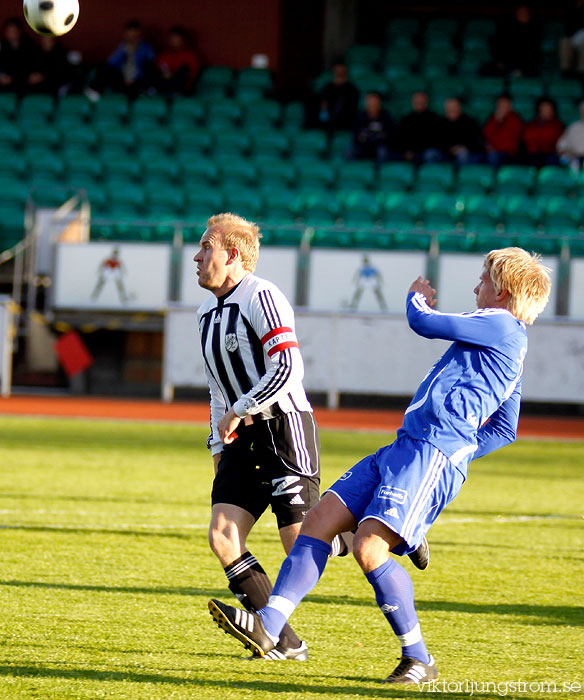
[23,0,79,37]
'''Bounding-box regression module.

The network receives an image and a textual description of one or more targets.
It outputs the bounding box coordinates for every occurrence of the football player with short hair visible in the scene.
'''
[195,213,350,661]
[208,247,552,683]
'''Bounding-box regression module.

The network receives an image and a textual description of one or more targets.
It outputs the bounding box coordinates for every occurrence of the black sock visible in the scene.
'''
[224,551,301,650]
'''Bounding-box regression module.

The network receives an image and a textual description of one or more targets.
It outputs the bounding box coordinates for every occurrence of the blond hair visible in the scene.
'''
[484,247,551,325]
[206,213,262,272]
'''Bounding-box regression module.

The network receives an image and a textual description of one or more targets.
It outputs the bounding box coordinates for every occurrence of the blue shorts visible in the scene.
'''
[327,435,465,556]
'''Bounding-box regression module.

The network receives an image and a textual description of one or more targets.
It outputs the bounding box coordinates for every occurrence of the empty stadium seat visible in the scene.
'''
[457,164,495,193]
[494,165,537,194]
[379,162,415,191]
[416,163,456,192]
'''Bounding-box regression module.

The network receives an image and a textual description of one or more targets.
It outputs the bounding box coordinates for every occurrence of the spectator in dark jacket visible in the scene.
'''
[398,91,443,163]
[483,94,524,166]
[0,17,36,94]
[318,62,359,132]
[440,98,484,164]
[348,92,398,163]
[488,4,541,77]
[523,98,564,166]
[27,36,73,95]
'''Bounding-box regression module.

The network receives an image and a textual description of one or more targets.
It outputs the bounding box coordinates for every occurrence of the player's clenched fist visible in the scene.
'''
[408,276,437,307]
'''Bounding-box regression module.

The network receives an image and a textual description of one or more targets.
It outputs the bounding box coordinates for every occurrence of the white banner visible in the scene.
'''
[180,245,298,306]
[0,297,13,397]
[163,306,584,405]
[308,249,427,312]
[53,243,171,311]
[569,259,584,320]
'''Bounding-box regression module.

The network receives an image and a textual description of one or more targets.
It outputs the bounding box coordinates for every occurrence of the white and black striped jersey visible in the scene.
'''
[197,274,313,456]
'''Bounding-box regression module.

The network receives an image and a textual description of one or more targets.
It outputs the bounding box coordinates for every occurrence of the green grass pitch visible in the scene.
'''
[0,416,582,700]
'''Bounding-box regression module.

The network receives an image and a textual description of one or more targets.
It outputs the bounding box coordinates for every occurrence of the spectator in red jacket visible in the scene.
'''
[483,94,524,166]
[523,97,564,166]
[156,26,200,96]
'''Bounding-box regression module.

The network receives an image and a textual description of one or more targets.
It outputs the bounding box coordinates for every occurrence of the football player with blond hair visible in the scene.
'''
[209,247,551,683]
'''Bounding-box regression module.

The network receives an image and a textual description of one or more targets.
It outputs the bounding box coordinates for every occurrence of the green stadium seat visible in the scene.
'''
[60,124,98,151]
[236,68,272,92]
[0,204,25,250]
[548,80,583,101]
[18,95,54,124]
[379,192,421,227]
[329,131,352,160]
[105,182,146,216]
[55,94,93,126]
[379,162,415,191]
[512,96,537,121]
[183,186,224,223]
[515,231,563,256]
[223,188,263,220]
[429,77,467,100]
[0,151,27,180]
[457,164,494,193]
[385,17,421,40]
[461,35,490,51]
[462,193,500,232]
[539,194,579,231]
[23,123,60,150]
[383,65,416,84]
[289,130,329,159]
[233,85,265,104]
[383,45,420,70]
[101,154,141,183]
[178,155,219,186]
[249,130,289,158]
[387,75,427,98]
[425,18,459,38]
[215,156,257,187]
[464,18,496,37]
[26,151,66,181]
[256,160,295,189]
[135,127,174,155]
[0,93,17,119]
[207,99,243,128]
[297,191,339,224]
[536,166,577,196]
[29,183,75,208]
[97,125,136,153]
[421,193,463,230]
[140,155,180,184]
[498,194,541,230]
[198,66,234,90]
[473,231,518,252]
[282,102,305,130]
[467,77,505,98]
[0,179,30,208]
[168,97,206,128]
[337,161,376,190]
[352,229,393,249]
[509,77,545,99]
[130,96,168,126]
[416,163,456,192]
[261,187,298,221]
[243,99,282,128]
[494,165,537,195]
[92,94,129,125]
[338,190,381,225]
[422,46,458,69]
[346,44,383,68]
[0,122,22,149]
[392,228,432,251]
[66,152,103,182]
[311,228,354,248]
[144,183,184,217]
[173,127,213,155]
[212,130,251,157]
[294,158,336,190]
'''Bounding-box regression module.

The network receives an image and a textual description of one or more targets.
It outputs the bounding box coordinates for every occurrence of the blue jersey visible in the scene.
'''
[399,292,527,475]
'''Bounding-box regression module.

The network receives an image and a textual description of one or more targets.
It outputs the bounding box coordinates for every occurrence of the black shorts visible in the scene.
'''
[211,411,321,529]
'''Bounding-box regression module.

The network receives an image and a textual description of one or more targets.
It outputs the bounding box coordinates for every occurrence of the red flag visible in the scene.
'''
[54,331,93,377]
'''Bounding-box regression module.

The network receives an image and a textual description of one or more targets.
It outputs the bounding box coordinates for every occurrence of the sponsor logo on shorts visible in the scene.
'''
[384,507,399,518]
[338,471,352,481]
[290,493,305,506]
[272,475,303,497]
[378,486,408,504]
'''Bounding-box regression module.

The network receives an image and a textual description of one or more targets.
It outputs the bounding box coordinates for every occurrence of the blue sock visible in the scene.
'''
[257,534,331,640]
[365,557,431,664]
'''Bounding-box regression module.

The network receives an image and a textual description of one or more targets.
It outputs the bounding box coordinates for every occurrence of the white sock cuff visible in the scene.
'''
[267,594,296,621]
[397,623,422,647]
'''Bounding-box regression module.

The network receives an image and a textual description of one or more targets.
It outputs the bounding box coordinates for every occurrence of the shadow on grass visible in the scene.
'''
[0,664,513,698]
[0,492,200,507]
[0,580,226,598]
[1,578,581,627]
[0,525,191,539]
